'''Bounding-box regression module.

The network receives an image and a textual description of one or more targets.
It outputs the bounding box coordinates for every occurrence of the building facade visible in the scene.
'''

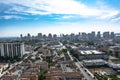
[0,42,25,58]
[78,50,108,60]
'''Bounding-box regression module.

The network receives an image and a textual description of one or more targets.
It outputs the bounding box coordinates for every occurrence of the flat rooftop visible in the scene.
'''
[79,50,104,55]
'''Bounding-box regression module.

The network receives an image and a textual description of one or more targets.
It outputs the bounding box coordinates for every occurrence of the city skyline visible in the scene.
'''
[0,0,120,37]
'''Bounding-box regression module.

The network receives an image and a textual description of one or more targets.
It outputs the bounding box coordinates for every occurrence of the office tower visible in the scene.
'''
[97,31,101,39]
[43,34,47,39]
[103,32,110,39]
[0,42,25,58]
[70,33,75,40]
[78,32,81,36]
[91,31,95,40]
[110,32,115,39]
[20,34,23,39]
[53,34,57,39]
[38,33,42,38]
[27,33,30,37]
[87,33,91,40]
[78,32,81,40]
[48,33,52,39]
[87,31,95,40]
[81,32,87,40]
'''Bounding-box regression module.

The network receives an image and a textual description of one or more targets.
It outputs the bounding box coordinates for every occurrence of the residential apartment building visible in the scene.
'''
[0,42,25,58]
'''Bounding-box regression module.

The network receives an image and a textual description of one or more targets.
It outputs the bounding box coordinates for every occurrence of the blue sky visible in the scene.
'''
[0,0,120,37]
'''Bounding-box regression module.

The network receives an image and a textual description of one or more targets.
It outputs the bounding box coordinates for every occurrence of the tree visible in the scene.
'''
[111,76,118,80]
[70,49,79,59]
[102,75,108,80]
[38,69,47,80]
[62,49,67,53]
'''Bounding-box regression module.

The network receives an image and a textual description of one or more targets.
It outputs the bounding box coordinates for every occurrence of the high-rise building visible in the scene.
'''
[97,31,101,39]
[87,31,95,40]
[78,32,81,40]
[20,34,23,39]
[91,31,95,40]
[81,32,87,40]
[27,33,31,38]
[70,33,75,40]
[0,42,25,58]
[103,32,110,39]
[48,33,52,39]
[87,33,91,40]
[53,34,57,39]
[43,34,47,39]
[110,32,115,39]
[38,33,42,38]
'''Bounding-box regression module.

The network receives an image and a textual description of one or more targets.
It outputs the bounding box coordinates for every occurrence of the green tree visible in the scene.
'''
[70,49,79,59]
[38,69,47,80]
[111,76,118,80]
[62,49,67,53]
[102,75,108,80]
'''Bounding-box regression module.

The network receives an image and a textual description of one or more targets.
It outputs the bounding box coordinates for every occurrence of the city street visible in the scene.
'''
[65,45,96,80]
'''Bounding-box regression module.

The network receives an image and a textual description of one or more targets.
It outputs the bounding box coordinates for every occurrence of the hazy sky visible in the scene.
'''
[0,0,120,37]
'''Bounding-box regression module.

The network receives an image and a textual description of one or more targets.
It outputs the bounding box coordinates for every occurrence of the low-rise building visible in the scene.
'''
[83,59,106,67]
[107,62,120,69]
[0,63,9,75]
[20,69,38,80]
[78,50,108,60]
[35,61,48,70]
[0,74,18,80]
[99,68,116,76]
[45,68,84,80]
[109,46,120,58]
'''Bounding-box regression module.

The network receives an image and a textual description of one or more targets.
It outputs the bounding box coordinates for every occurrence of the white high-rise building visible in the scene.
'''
[0,42,25,58]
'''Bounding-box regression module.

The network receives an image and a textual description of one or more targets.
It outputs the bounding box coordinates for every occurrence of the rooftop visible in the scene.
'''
[80,50,104,55]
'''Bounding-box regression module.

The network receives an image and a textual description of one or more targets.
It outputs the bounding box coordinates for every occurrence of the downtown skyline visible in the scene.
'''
[0,0,120,37]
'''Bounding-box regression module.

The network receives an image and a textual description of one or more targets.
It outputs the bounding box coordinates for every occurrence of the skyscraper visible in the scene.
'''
[20,34,23,38]
[38,33,42,38]
[110,32,115,39]
[81,32,87,40]
[48,33,52,39]
[91,31,95,40]
[97,31,101,39]
[103,32,110,39]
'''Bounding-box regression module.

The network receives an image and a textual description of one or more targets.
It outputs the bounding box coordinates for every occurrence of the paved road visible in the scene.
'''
[60,42,97,80]
[75,62,95,80]
[67,49,96,80]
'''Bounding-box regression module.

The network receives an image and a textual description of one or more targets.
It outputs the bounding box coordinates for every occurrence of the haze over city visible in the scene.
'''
[0,0,120,37]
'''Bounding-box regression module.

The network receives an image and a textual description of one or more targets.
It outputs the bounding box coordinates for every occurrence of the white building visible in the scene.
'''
[79,50,108,60]
[0,42,25,58]
[83,59,106,66]
[107,62,120,69]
